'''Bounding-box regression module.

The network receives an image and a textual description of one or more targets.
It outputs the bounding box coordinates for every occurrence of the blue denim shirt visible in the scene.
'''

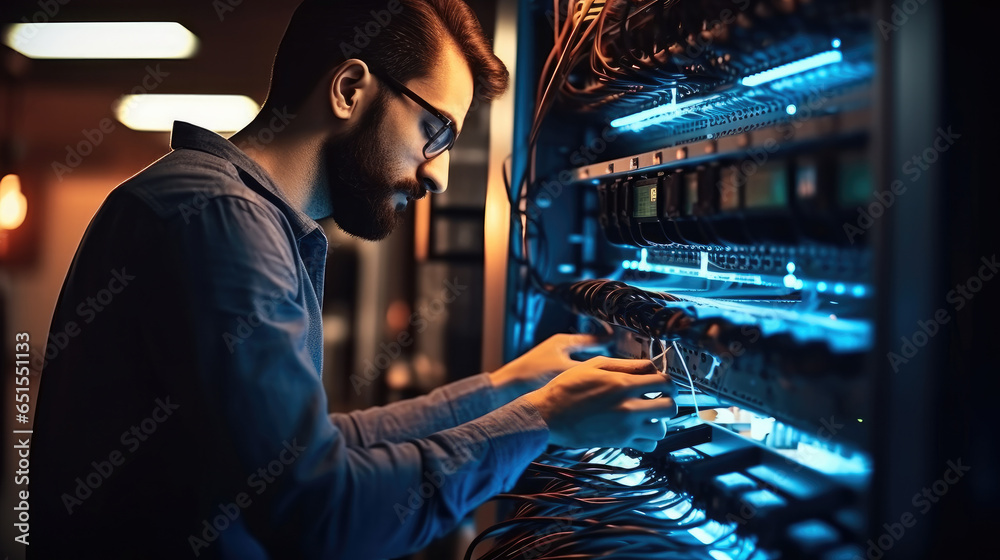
[30,121,548,559]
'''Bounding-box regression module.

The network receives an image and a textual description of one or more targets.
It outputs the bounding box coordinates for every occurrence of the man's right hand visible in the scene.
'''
[522,356,678,453]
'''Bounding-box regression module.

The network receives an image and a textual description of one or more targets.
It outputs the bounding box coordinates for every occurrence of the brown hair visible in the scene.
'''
[264,0,508,110]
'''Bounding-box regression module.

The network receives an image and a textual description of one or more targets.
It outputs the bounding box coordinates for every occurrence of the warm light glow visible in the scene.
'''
[414,196,430,261]
[3,22,199,59]
[0,174,27,230]
[115,94,261,133]
[481,0,519,372]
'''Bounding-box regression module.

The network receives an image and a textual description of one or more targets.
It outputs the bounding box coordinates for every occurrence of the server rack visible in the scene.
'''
[479,0,994,558]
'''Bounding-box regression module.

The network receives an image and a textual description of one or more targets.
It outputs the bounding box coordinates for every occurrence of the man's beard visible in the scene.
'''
[324,90,425,241]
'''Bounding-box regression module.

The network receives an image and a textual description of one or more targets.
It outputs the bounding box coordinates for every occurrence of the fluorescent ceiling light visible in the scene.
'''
[3,22,198,59]
[740,50,843,87]
[115,94,260,133]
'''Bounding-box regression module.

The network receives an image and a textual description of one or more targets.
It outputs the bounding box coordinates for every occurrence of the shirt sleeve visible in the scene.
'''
[329,373,506,447]
[150,194,549,558]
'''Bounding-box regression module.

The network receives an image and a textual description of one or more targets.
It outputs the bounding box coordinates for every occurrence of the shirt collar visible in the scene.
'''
[169,120,322,241]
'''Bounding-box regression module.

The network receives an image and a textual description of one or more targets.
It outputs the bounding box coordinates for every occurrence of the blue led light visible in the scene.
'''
[610,95,722,130]
[689,526,722,545]
[783,274,797,288]
[794,279,804,290]
[786,262,796,274]
[557,264,574,274]
[787,520,840,548]
[622,260,631,269]
[834,283,846,295]
[817,281,828,292]
[852,285,866,297]
[740,50,844,87]
[786,104,797,115]
[832,38,842,48]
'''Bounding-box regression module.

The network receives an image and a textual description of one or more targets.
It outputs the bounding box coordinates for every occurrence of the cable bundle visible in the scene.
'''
[504,2,610,352]
[553,280,695,340]
[532,0,608,144]
[465,448,754,559]
[553,0,854,113]
[570,0,742,111]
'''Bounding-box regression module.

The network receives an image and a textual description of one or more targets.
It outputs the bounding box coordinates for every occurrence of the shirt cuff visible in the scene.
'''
[469,397,550,490]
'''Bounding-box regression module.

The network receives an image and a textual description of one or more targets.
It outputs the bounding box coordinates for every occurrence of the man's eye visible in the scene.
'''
[423,122,436,140]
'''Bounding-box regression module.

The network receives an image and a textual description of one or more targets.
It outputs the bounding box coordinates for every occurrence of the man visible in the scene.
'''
[30,0,677,558]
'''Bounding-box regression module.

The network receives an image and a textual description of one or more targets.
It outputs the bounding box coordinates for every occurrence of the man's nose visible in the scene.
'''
[418,150,450,194]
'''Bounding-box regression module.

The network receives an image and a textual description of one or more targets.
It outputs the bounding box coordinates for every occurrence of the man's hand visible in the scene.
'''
[522,356,678,452]
[489,333,608,405]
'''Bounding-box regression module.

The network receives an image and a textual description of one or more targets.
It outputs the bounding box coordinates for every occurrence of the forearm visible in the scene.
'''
[265,399,550,558]
[331,372,522,447]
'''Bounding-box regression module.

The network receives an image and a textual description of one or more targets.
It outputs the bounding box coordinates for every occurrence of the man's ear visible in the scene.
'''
[329,59,374,121]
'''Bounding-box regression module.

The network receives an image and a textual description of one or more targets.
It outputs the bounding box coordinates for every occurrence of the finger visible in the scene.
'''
[624,396,679,419]
[642,378,679,399]
[635,415,669,440]
[660,373,680,398]
[592,357,658,374]
[625,438,659,453]
[609,371,674,395]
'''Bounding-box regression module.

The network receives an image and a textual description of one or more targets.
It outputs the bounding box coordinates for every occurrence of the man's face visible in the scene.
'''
[325,45,474,241]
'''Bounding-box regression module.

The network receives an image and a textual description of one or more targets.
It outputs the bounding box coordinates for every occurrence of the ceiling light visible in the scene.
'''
[115,94,260,133]
[3,22,198,59]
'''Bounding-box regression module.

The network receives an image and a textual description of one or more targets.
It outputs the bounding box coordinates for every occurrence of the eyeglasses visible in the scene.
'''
[369,68,457,159]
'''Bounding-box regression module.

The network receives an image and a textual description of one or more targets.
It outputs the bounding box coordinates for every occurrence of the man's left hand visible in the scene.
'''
[489,333,609,405]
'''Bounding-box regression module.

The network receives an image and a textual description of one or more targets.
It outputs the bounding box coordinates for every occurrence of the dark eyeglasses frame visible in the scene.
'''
[369,68,457,159]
